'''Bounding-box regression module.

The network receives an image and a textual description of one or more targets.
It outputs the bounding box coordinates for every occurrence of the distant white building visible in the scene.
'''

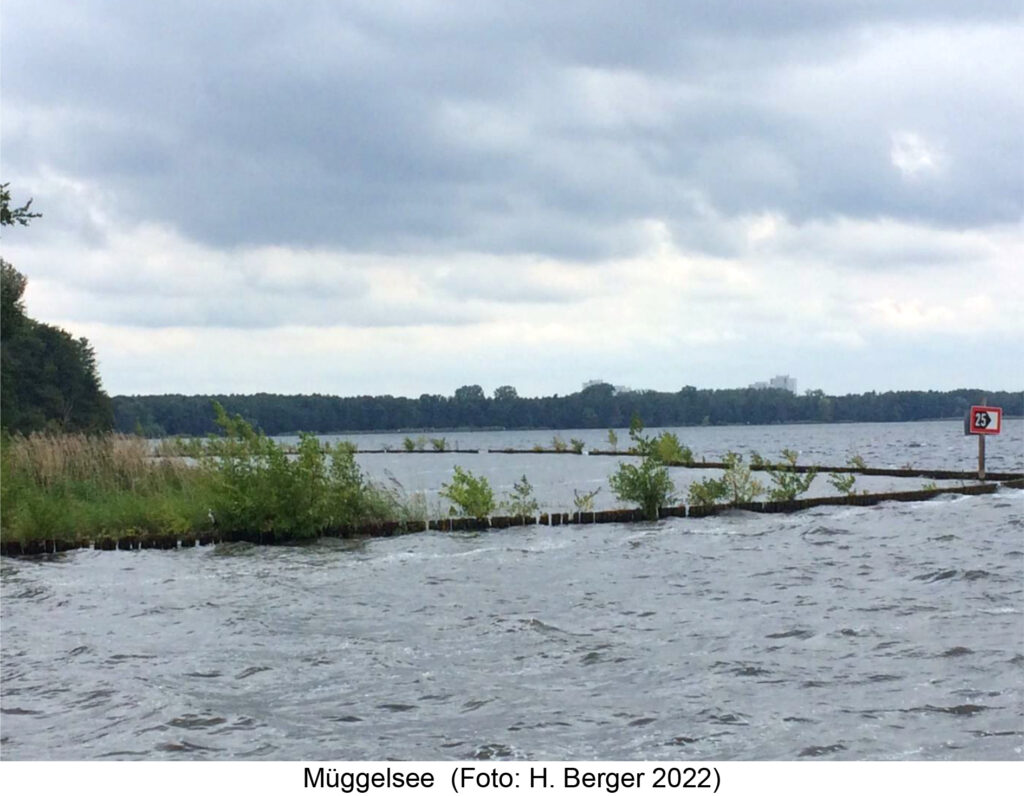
[582,380,632,395]
[750,375,797,393]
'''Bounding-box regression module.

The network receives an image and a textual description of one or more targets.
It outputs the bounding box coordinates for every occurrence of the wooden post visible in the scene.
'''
[978,395,987,481]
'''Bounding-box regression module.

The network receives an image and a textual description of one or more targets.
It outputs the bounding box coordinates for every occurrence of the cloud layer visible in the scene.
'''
[3,1,1021,396]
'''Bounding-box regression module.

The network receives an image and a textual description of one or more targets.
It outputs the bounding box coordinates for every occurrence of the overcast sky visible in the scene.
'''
[2,1,1021,398]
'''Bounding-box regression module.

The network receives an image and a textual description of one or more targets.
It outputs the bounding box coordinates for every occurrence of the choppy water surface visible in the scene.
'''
[2,421,1022,760]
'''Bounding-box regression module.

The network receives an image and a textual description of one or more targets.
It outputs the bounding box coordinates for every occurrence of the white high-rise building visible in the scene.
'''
[769,375,797,393]
[750,375,797,393]
[582,379,632,395]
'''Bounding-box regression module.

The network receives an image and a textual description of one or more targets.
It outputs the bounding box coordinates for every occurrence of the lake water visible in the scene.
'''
[2,420,1022,760]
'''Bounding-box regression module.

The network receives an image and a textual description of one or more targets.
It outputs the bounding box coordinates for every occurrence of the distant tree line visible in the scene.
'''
[112,383,1023,437]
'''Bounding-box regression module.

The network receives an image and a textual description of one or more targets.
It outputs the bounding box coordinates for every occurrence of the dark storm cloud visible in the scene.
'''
[4,0,1020,259]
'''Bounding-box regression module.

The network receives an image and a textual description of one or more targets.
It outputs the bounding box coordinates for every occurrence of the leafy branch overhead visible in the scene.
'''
[0,183,42,228]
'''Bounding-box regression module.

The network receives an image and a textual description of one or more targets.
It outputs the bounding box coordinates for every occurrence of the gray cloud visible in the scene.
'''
[4,1,1021,397]
[4,0,1020,262]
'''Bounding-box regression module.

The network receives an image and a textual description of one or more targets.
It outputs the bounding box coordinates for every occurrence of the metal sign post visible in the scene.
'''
[965,403,1003,481]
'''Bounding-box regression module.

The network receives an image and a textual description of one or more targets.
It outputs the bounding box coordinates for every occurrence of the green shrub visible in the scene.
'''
[607,429,618,451]
[440,466,495,519]
[687,477,728,508]
[573,486,601,512]
[551,436,568,452]
[502,475,539,519]
[430,437,447,451]
[570,438,585,454]
[652,432,694,465]
[766,449,816,501]
[608,418,675,520]
[610,459,674,520]
[688,451,764,507]
[201,404,385,539]
[827,471,858,495]
[719,452,764,504]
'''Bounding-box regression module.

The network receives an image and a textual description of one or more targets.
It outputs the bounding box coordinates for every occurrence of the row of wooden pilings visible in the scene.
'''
[3,480,1017,557]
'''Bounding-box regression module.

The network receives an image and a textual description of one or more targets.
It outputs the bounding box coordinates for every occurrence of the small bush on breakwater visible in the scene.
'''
[687,451,765,508]
[608,418,675,520]
[501,475,540,519]
[765,449,817,501]
[199,403,398,539]
[439,465,495,520]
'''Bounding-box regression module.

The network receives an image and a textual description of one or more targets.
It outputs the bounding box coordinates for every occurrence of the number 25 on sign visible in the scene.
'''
[967,405,1002,435]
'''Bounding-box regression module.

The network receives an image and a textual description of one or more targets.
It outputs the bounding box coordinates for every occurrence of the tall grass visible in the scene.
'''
[8,432,153,488]
[0,406,412,545]
[1,432,210,543]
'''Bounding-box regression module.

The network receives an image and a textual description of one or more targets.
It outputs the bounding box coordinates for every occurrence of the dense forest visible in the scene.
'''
[0,186,113,434]
[113,385,1023,437]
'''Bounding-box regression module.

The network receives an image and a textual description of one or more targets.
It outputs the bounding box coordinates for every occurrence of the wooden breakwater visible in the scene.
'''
[358,448,1024,482]
[1,481,1012,557]
[152,444,1024,482]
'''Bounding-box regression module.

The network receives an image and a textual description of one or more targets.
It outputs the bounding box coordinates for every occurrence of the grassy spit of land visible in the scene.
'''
[0,404,419,547]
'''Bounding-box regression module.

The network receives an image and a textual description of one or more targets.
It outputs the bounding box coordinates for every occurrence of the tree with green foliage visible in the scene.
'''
[201,402,392,538]
[110,386,1023,438]
[765,449,817,501]
[502,475,539,519]
[686,477,728,508]
[651,431,694,465]
[1,183,42,227]
[1,260,113,433]
[454,384,486,402]
[718,452,765,504]
[440,466,495,519]
[608,417,675,520]
[1,188,112,434]
[493,385,518,401]
[688,451,764,507]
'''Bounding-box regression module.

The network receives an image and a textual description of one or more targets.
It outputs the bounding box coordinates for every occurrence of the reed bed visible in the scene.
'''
[1,432,212,544]
[0,414,415,545]
[9,432,163,488]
